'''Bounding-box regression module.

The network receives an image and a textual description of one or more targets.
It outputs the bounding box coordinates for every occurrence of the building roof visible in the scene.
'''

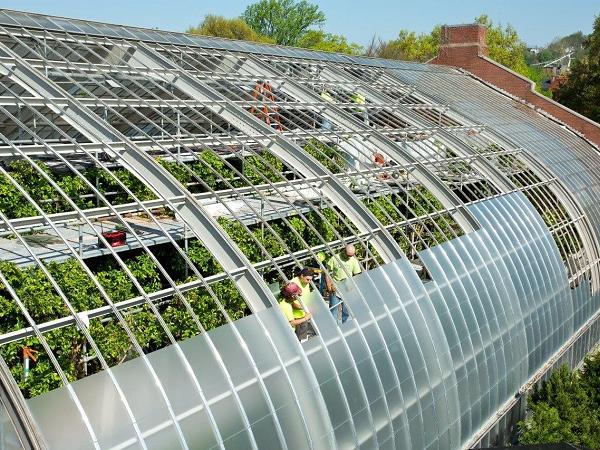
[0,9,598,450]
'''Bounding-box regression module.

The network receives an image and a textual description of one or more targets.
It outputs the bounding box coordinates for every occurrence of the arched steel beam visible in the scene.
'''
[0,41,276,312]
[127,41,405,264]
[0,356,46,450]
[233,55,481,233]
[319,65,516,193]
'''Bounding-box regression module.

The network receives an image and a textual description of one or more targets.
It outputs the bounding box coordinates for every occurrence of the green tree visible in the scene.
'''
[475,15,530,76]
[242,0,326,46]
[519,402,578,445]
[187,15,274,43]
[367,27,441,62]
[367,15,537,82]
[554,16,600,122]
[519,363,600,448]
[298,30,362,55]
[581,353,600,412]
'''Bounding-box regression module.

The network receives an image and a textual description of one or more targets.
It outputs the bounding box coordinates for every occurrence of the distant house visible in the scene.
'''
[540,52,574,91]
[543,52,573,76]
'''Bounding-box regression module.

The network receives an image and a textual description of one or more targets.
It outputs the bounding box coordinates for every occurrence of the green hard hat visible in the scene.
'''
[316,251,327,262]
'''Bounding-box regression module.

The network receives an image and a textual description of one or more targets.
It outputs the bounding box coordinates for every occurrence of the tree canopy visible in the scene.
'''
[242,0,325,46]
[553,15,600,123]
[366,27,441,62]
[297,30,363,55]
[186,4,360,55]
[474,15,530,75]
[365,15,541,83]
[187,15,274,43]
[518,356,600,448]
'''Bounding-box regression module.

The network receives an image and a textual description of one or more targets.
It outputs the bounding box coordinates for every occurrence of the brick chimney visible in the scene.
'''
[436,24,488,61]
[431,24,600,148]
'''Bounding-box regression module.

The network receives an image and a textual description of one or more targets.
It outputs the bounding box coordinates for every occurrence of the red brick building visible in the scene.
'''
[431,24,600,149]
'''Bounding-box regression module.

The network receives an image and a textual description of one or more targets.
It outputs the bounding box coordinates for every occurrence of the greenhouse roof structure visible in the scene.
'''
[0,8,599,450]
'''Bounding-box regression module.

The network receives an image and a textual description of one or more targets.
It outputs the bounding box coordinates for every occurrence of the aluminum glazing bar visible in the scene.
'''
[129,41,404,263]
[0,40,276,312]
[320,66,517,193]
[0,123,482,158]
[483,127,600,291]
[236,55,480,232]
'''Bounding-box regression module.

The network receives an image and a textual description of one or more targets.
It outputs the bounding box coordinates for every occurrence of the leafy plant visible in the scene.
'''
[242,0,325,46]
[519,360,600,448]
[304,139,346,173]
[242,150,284,184]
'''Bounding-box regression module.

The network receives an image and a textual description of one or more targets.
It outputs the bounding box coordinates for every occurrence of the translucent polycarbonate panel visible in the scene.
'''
[476,194,573,371]
[20,192,599,450]
[418,192,571,448]
[0,399,23,450]
[27,308,333,450]
[572,280,594,330]
[26,385,98,449]
[314,247,459,448]
[302,334,357,448]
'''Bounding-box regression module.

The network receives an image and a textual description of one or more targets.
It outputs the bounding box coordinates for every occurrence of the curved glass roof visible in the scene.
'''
[0,9,598,450]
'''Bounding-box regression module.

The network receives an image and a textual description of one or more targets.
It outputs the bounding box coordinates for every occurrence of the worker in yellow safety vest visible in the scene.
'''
[326,244,361,323]
[320,87,333,129]
[351,91,368,125]
[278,282,312,341]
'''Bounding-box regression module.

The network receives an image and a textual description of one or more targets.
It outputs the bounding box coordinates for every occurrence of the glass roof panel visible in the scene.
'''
[0,9,598,450]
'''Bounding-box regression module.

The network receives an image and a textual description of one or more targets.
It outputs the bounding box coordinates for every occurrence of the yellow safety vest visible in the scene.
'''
[320,90,333,103]
[351,92,366,112]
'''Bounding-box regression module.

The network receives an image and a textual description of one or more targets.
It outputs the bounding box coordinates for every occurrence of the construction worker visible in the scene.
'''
[315,251,329,297]
[291,268,316,305]
[326,244,361,324]
[290,268,320,340]
[315,250,336,300]
[320,88,334,103]
[351,91,368,125]
[278,282,312,341]
[320,86,333,130]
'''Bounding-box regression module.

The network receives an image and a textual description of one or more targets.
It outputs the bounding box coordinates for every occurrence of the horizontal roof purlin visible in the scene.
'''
[0,8,455,73]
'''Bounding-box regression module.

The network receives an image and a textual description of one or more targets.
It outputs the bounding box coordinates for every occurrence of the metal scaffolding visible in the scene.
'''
[0,8,598,450]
